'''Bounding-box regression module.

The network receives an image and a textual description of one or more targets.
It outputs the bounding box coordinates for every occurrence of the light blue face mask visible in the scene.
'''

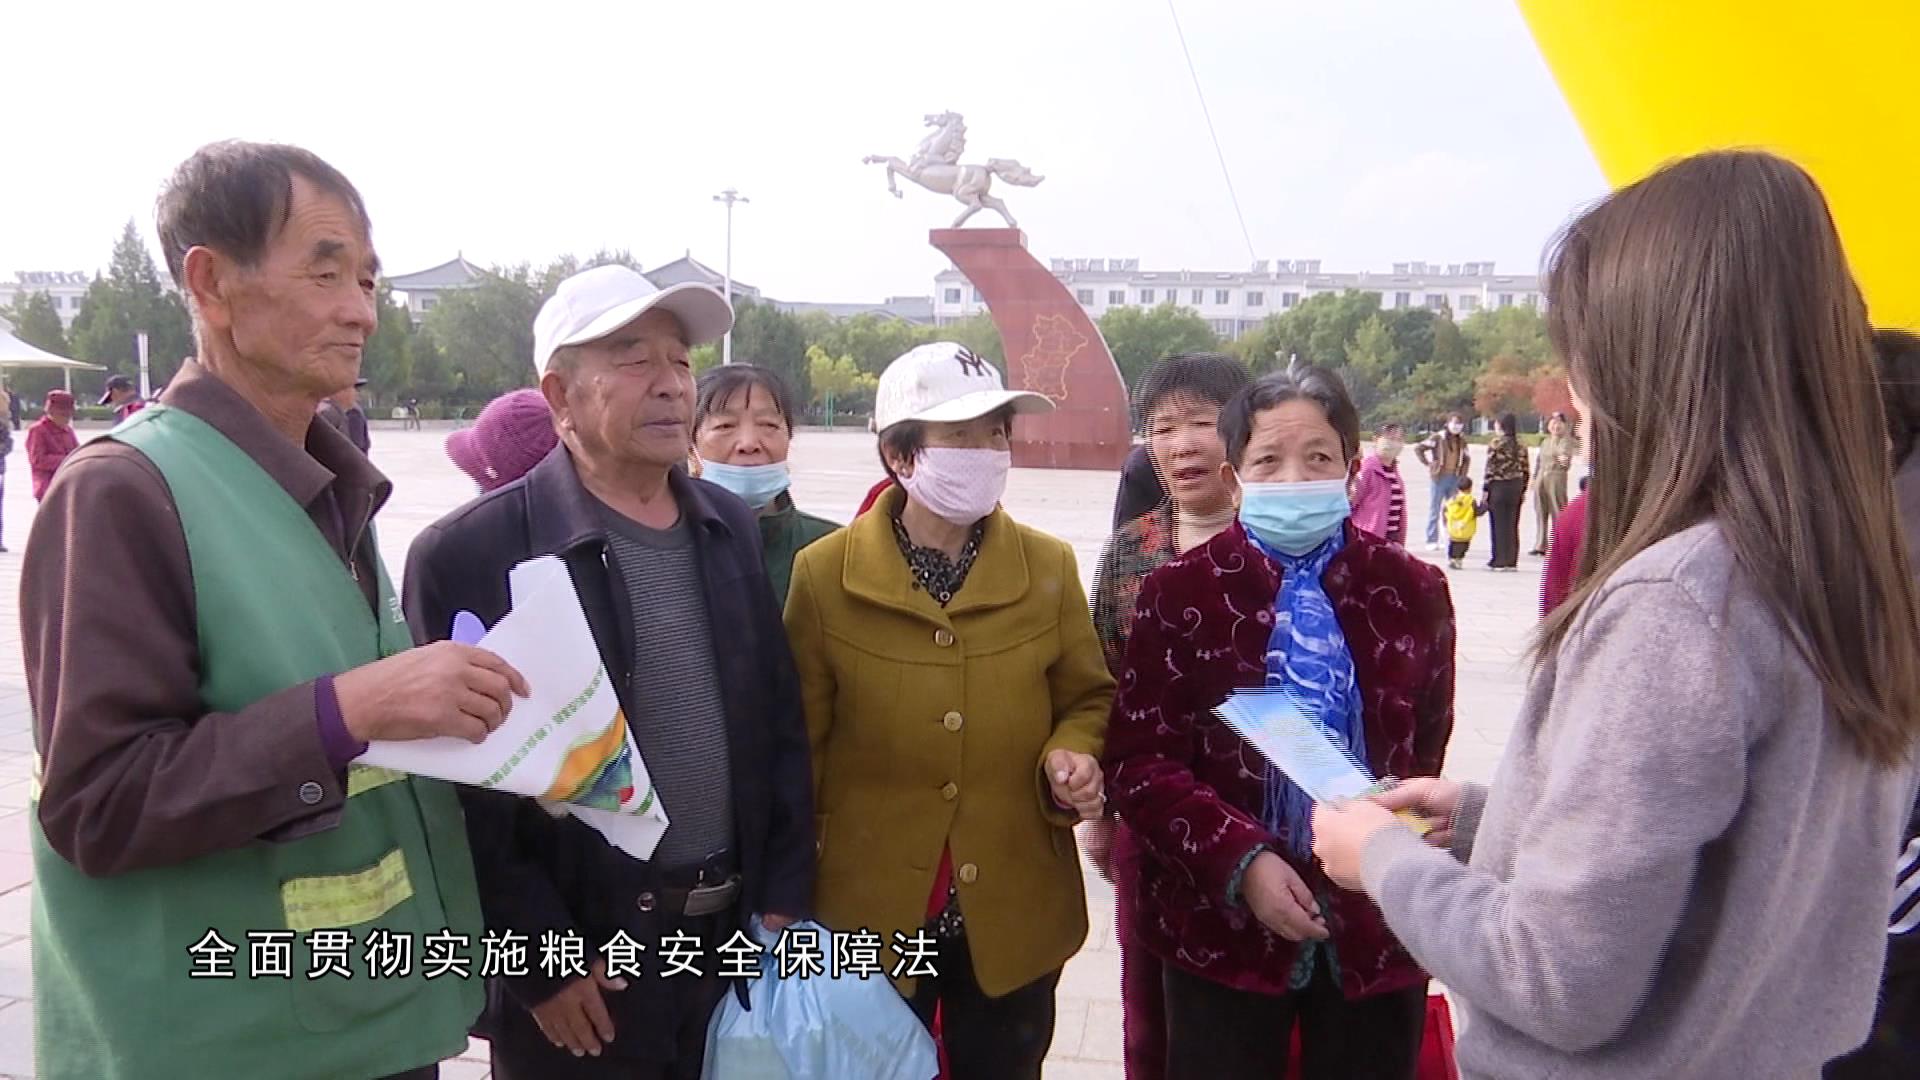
[699,459,791,509]
[1238,477,1351,555]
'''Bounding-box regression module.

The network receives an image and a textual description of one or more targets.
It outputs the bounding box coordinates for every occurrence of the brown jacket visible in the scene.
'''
[784,485,1115,996]
[22,362,388,876]
[1418,430,1470,479]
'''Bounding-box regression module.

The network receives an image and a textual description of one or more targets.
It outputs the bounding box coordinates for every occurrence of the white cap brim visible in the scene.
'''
[551,282,735,362]
[891,388,1054,427]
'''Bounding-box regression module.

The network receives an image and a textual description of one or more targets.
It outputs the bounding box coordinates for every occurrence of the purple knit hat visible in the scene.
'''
[447,389,558,492]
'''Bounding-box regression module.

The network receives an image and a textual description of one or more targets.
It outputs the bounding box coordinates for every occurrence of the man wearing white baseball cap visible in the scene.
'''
[405,264,815,1079]
[784,341,1115,1079]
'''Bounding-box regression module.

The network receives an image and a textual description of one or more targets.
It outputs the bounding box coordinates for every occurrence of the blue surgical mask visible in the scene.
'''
[1238,477,1350,555]
[699,459,791,509]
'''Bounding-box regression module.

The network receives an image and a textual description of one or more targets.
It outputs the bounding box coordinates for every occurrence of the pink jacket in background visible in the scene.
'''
[1351,453,1407,545]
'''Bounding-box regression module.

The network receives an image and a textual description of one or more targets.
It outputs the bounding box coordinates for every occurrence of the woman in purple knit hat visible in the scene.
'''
[446,388,559,492]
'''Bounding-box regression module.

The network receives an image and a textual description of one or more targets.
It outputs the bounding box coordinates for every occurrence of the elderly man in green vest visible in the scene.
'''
[20,140,528,1080]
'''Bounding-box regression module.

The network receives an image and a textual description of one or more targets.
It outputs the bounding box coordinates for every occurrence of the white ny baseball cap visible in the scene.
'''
[532,265,734,378]
[873,341,1053,431]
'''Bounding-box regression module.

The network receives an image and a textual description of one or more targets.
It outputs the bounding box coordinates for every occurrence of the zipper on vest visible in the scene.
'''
[345,492,375,583]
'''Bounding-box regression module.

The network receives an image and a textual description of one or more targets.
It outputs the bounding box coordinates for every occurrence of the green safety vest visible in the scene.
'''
[31,405,484,1079]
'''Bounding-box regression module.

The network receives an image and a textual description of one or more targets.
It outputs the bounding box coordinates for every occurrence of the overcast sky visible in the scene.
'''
[1,0,1607,303]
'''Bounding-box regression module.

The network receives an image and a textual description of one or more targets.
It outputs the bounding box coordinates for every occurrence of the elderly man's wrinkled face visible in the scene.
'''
[219,175,378,401]
[548,308,695,472]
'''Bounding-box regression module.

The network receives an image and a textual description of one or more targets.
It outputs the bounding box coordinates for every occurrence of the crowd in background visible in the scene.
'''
[11,139,1920,1080]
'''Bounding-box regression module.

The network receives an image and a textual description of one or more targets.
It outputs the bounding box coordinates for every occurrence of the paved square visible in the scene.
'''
[0,425,1561,1078]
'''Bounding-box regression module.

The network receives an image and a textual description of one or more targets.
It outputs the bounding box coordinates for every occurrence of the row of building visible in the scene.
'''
[4,256,1543,341]
[935,258,1544,338]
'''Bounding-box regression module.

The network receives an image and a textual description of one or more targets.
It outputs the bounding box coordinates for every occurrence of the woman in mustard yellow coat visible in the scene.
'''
[784,342,1115,1080]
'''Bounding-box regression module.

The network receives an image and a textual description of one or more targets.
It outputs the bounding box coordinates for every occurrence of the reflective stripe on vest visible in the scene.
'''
[281,847,413,933]
[347,765,407,798]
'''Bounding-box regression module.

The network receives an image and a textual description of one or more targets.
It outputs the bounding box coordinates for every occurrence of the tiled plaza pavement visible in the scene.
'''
[0,425,1561,1078]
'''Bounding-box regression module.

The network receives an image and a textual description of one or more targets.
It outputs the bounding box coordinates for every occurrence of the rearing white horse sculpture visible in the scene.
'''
[864,112,1044,228]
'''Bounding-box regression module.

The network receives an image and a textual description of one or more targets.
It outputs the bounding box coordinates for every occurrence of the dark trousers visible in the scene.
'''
[1826,959,1920,1079]
[1448,539,1471,561]
[1485,478,1525,568]
[1162,958,1425,1080]
[489,910,733,1080]
[908,932,1061,1080]
[1113,822,1168,1080]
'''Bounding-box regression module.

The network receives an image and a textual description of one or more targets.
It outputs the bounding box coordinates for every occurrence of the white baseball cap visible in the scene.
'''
[873,341,1053,431]
[532,265,734,378]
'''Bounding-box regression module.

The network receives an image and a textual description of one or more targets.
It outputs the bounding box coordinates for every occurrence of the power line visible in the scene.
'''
[1166,0,1258,265]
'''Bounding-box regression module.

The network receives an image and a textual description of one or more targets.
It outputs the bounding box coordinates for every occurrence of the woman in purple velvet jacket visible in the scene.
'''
[1105,365,1456,1079]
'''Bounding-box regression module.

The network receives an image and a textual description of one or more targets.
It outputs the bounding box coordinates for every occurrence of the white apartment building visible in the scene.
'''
[0,271,95,330]
[932,258,1542,338]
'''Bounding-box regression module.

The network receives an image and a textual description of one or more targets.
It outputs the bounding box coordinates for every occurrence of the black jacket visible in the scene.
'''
[402,445,814,1043]
[1112,443,1165,529]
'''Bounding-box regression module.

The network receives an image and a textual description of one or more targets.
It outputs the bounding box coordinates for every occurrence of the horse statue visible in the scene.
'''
[865,112,1044,228]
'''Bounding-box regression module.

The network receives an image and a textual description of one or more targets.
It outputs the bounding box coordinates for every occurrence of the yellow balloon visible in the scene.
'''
[1518,1,1920,327]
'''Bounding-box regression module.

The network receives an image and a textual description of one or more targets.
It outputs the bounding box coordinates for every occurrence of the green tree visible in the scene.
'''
[424,266,539,405]
[1339,315,1402,420]
[358,286,414,408]
[1,290,75,403]
[730,300,811,409]
[1233,290,1381,373]
[1460,305,1550,368]
[406,326,453,402]
[1428,313,1471,373]
[1400,359,1477,422]
[940,313,1005,367]
[806,345,878,426]
[804,312,932,376]
[69,221,193,384]
[534,249,643,298]
[2,291,69,356]
[1097,303,1222,399]
[1366,307,1475,426]
[418,253,660,408]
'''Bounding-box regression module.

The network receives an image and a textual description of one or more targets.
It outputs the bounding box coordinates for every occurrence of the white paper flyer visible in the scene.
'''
[363,556,670,859]
[1216,688,1375,803]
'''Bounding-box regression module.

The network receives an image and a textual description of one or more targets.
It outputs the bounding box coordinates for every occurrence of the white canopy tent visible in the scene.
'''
[0,317,104,392]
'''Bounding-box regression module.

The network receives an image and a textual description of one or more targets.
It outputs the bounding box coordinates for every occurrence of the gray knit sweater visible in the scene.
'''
[1363,520,1920,1079]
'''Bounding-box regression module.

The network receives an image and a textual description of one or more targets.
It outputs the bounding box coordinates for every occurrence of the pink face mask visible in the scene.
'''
[898,447,1011,525]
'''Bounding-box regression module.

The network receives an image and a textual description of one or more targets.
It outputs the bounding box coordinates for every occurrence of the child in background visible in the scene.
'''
[1444,476,1483,569]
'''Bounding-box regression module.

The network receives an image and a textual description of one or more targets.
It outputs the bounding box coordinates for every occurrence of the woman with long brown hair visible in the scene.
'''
[1310,150,1920,1078]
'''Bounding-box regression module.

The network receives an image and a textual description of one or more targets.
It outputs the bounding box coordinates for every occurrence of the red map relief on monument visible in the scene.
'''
[1017,313,1086,402]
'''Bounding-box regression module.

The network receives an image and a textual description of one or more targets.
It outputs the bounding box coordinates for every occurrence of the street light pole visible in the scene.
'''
[712,188,749,365]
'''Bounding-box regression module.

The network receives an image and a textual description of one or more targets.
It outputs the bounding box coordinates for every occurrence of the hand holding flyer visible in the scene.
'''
[1215,688,1432,835]
[363,555,670,859]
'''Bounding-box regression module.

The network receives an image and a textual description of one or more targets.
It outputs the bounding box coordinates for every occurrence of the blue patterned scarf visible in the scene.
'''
[1247,529,1365,859]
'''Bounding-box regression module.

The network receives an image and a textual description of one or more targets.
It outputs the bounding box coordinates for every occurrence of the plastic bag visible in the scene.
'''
[702,920,940,1080]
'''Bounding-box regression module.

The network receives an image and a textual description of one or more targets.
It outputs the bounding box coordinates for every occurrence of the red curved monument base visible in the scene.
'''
[930,228,1131,470]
